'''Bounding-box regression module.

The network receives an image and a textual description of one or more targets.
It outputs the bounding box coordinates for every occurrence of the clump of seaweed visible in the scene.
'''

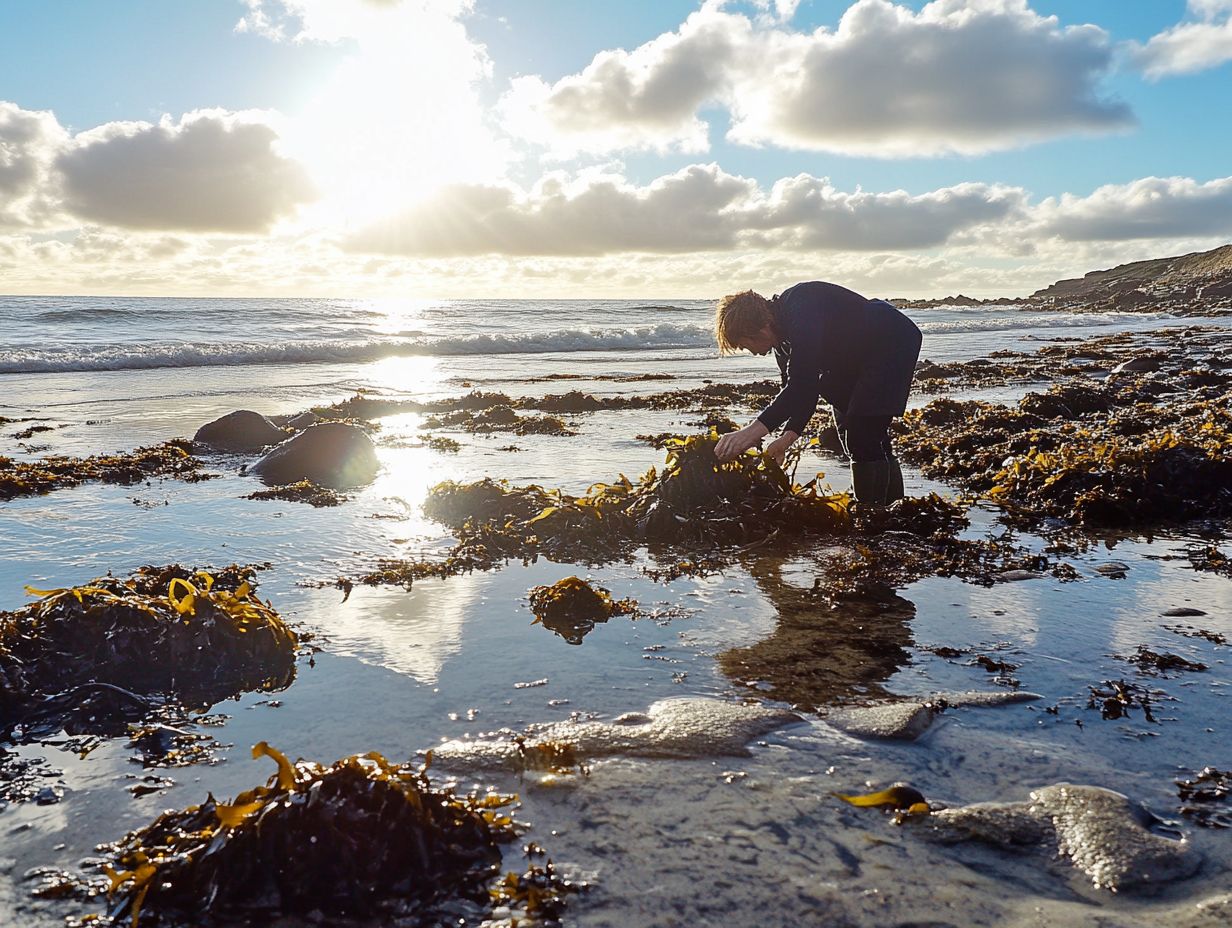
[358,433,852,587]
[1176,766,1232,829]
[82,742,575,926]
[422,406,577,436]
[1086,679,1160,722]
[528,577,637,645]
[244,479,346,507]
[0,440,212,502]
[1119,646,1207,675]
[1,565,296,736]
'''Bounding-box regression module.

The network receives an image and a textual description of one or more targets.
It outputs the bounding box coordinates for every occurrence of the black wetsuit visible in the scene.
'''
[755,281,922,462]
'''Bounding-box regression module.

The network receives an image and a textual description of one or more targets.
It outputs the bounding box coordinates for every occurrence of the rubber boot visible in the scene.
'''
[885,456,905,503]
[851,459,890,506]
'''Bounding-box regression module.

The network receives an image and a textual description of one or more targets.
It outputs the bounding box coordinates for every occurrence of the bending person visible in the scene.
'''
[713,282,922,506]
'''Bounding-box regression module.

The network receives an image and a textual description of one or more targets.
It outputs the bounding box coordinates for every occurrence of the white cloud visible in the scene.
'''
[1037,175,1232,241]
[1130,0,1232,79]
[0,102,68,228]
[500,0,1131,158]
[55,110,316,232]
[346,163,1024,256]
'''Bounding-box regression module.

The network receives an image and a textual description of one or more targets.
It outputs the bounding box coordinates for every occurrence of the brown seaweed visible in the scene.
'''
[0,440,213,502]
[243,479,346,507]
[528,577,637,645]
[421,405,576,436]
[69,743,575,926]
[1176,766,1232,828]
[1,565,297,737]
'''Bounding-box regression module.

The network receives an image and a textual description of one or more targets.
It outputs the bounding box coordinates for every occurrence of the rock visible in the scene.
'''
[997,569,1043,582]
[1162,607,1207,617]
[923,783,1201,892]
[825,691,1041,741]
[285,411,320,430]
[431,698,801,771]
[1113,357,1164,374]
[1094,561,1130,576]
[193,410,288,451]
[251,423,379,488]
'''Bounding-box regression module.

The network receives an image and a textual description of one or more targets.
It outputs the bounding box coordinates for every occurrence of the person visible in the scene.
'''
[712,282,922,506]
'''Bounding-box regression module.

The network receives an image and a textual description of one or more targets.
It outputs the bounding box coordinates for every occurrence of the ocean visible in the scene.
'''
[2,295,1231,926]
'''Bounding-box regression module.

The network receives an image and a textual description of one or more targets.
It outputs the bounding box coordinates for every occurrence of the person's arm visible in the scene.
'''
[754,313,824,439]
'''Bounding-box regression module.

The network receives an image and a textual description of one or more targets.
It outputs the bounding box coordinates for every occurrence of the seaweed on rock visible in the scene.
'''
[0,565,296,736]
[83,742,574,926]
[528,577,637,645]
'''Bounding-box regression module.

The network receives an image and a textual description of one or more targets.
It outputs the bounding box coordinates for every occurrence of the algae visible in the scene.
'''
[0,441,212,502]
[527,577,637,645]
[68,743,574,926]
[1177,767,1232,828]
[1,565,296,737]
[243,479,346,507]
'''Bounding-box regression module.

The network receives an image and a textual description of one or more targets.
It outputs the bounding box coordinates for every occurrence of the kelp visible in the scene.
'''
[1087,679,1161,722]
[0,565,296,736]
[895,330,1232,529]
[0,440,212,502]
[75,742,575,927]
[243,479,346,507]
[835,785,929,813]
[421,405,576,436]
[528,577,637,645]
[348,434,854,590]
[0,748,65,807]
[1176,767,1232,829]
[1119,646,1207,675]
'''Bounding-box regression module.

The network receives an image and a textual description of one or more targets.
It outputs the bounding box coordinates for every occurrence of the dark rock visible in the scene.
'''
[1113,357,1164,374]
[252,423,379,488]
[1162,607,1207,617]
[193,411,288,451]
[285,411,320,430]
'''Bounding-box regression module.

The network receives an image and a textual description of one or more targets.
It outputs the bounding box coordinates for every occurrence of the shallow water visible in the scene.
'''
[2,297,1231,926]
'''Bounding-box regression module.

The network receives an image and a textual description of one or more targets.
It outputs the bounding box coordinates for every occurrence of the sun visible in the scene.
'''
[279,8,509,228]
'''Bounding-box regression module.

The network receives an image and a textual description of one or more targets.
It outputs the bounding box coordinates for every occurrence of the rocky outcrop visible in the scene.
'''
[193,410,288,451]
[250,422,379,488]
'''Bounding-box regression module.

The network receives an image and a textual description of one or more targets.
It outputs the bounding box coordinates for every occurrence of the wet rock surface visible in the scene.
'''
[432,698,802,772]
[824,691,1042,741]
[923,783,1202,892]
[251,422,380,488]
[192,410,288,451]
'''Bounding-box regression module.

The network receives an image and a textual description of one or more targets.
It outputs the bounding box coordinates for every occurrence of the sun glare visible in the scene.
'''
[281,6,508,227]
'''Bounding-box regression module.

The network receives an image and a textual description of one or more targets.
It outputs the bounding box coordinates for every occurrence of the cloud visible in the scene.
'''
[500,0,1131,158]
[1037,175,1232,241]
[1130,0,1232,79]
[346,163,1023,256]
[0,102,68,228]
[55,110,315,233]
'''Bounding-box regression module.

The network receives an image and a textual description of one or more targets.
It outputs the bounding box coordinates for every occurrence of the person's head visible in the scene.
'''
[715,290,779,356]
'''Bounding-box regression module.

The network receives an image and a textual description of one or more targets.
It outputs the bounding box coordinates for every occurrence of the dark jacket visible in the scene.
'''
[756,281,922,434]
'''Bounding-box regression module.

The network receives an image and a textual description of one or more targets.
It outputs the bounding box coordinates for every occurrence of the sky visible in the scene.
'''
[1,0,1231,298]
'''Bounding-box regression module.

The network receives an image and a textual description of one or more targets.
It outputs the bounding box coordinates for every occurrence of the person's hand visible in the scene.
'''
[714,422,768,463]
[765,432,796,466]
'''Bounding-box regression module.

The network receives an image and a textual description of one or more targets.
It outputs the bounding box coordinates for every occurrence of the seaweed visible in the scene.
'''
[834,784,929,813]
[895,331,1232,530]
[243,479,346,507]
[1119,646,1207,675]
[1086,679,1160,722]
[426,435,462,453]
[0,440,212,502]
[1176,767,1232,828]
[1,565,296,737]
[70,742,575,926]
[528,577,636,645]
[0,748,65,807]
[421,406,576,436]
[345,433,853,590]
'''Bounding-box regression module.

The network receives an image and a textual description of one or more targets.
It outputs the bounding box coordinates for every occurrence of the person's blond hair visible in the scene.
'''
[714,290,773,355]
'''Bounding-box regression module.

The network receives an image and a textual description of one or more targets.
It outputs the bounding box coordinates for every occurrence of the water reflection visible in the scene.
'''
[719,553,915,710]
